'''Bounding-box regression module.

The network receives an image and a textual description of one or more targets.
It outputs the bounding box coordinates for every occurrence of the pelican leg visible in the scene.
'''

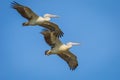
[45,50,52,56]
[45,50,49,55]
[22,22,29,26]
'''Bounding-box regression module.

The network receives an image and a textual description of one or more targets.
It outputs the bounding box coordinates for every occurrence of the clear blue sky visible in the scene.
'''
[0,0,120,80]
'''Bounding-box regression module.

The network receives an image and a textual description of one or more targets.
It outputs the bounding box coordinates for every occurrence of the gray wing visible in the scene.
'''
[11,1,38,20]
[39,21,64,38]
[57,50,78,70]
[41,29,62,48]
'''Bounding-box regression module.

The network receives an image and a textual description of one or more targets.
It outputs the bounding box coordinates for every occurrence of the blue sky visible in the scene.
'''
[0,0,120,80]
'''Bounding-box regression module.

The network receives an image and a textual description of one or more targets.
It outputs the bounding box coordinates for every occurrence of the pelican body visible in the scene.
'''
[41,30,80,70]
[11,1,63,38]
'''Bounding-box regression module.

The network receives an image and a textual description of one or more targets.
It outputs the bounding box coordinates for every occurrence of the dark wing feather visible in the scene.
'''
[57,51,78,70]
[39,21,64,38]
[41,30,54,47]
[11,1,38,20]
[41,29,63,48]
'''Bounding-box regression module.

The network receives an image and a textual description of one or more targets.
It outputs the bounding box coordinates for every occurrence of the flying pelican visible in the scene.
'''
[11,1,63,37]
[41,30,80,70]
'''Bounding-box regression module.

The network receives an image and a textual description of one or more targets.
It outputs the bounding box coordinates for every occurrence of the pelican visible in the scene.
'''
[41,30,80,70]
[11,1,63,37]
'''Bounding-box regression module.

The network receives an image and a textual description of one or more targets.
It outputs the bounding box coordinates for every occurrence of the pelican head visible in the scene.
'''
[44,14,59,18]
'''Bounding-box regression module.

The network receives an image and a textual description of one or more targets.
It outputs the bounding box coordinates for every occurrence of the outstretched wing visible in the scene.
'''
[41,29,54,47]
[57,50,78,70]
[11,1,38,20]
[39,21,64,38]
[41,29,62,47]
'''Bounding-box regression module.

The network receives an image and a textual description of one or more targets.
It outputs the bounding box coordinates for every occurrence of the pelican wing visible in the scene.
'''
[41,29,62,47]
[11,1,38,20]
[41,30,54,47]
[57,50,78,70]
[39,21,64,38]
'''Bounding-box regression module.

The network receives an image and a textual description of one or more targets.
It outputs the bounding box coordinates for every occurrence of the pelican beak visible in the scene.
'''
[50,15,59,18]
[67,42,80,46]
[71,42,80,46]
[44,14,60,18]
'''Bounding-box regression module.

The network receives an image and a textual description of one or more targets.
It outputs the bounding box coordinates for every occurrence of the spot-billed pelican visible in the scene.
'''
[41,29,80,70]
[11,1,63,37]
